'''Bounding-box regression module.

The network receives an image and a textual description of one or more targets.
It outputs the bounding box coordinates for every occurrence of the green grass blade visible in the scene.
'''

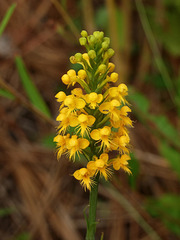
[0,3,17,37]
[15,56,51,118]
[0,88,15,99]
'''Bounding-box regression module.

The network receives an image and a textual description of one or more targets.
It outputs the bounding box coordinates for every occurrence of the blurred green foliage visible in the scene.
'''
[0,207,14,217]
[15,233,30,240]
[0,3,16,37]
[15,56,51,118]
[0,89,15,99]
[146,194,180,236]
[128,153,140,190]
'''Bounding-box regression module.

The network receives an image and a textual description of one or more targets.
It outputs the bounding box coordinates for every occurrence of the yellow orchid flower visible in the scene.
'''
[87,153,112,180]
[112,154,131,174]
[66,135,89,160]
[110,106,133,128]
[69,113,95,137]
[63,95,86,114]
[84,92,103,109]
[53,134,70,159]
[99,99,120,121]
[90,126,112,150]
[56,108,77,134]
[108,83,128,104]
[73,167,95,191]
[111,135,130,154]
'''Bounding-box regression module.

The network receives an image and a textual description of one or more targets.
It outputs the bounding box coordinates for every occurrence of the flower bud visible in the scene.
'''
[98,64,107,74]
[107,48,115,58]
[75,53,82,62]
[93,31,104,40]
[102,41,109,50]
[82,53,90,63]
[78,69,87,79]
[88,50,96,59]
[61,74,70,85]
[79,37,87,46]
[81,30,88,37]
[70,56,77,64]
[108,63,115,72]
[88,35,96,45]
[103,37,110,45]
[67,69,76,77]
[110,72,118,82]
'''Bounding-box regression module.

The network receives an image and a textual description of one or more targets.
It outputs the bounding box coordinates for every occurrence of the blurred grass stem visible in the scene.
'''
[103,183,162,240]
[135,0,178,107]
[51,0,79,40]
[0,3,16,37]
[106,0,124,81]
[82,0,95,33]
[0,76,56,126]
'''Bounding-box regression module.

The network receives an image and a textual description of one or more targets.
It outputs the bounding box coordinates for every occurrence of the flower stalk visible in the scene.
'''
[86,174,100,240]
[54,30,133,239]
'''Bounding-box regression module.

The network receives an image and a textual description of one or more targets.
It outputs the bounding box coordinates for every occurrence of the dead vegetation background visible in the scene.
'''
[0,0,180,240]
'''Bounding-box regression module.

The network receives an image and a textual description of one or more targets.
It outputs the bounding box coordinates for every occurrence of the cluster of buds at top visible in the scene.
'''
[54,30,133,191]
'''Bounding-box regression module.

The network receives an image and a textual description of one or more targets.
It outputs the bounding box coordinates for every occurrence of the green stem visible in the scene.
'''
[86,174,100,240]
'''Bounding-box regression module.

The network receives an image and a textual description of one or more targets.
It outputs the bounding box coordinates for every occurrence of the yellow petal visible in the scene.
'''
[79,138,89,149]
[78,114,88,123]
[113,159,121,170]
[75,98,86,109]
[120,106,131,116]
[55,91,66,102]
[73,169,83,180]
[111,99,120,107]
[88,92,98,102]
[100,153,109,163]
[53,135,63,143]
[97,94,103,103]
[120,154,131,164]
[122,165,131,174]
[87,161,96,173]
[95,159,104,168]
[118,83,128,94]
[100,126,111,136]
[64,95,74,106]
[71,88,83,97]
[119,136,129,147]
[87,115,96,125]
[69,116,79,127]
[108,87,118,97]
[99,102,110,114]
[122,117,133,127]
[90,129,100,140]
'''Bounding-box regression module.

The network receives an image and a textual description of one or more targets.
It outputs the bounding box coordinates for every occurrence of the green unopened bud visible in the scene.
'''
[99,31,104,39]
[93,31,104,41]
[107,48,115,58]
[98,64,107,74]
[70,56,77,64]
[88,50,96,59]
[102,41,109,50]
[81,30,88,37]
[88,35,96,45]
[79,37,87,46]
[93,31,100,39]
[103,37,110,45]
[75,53,82,62]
